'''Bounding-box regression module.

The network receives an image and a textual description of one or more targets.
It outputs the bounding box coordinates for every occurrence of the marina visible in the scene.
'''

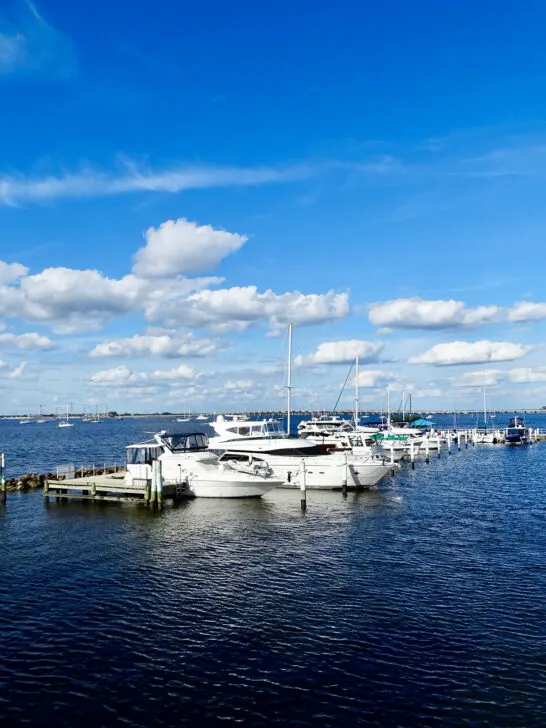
[1,419,545,727]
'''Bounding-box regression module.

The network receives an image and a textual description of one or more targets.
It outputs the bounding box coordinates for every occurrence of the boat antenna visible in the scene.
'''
[286,322,293,437]
[354,354,359,427]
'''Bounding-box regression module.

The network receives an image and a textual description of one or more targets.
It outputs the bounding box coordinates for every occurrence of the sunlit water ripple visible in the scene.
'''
[0,415,545,726]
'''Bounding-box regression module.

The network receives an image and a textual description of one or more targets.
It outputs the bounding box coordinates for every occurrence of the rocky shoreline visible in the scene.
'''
[5,467,123,492]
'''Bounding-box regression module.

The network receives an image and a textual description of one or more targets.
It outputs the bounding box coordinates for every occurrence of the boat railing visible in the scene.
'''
[54,461,125,479]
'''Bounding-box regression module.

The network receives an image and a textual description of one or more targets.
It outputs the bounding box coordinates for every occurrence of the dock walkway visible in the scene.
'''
[45,470,188,509]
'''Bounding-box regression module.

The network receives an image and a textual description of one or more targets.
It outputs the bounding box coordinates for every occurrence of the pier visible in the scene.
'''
[44,462,189,510]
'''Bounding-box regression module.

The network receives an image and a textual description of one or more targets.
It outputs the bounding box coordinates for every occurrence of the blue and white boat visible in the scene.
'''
[504,416,530,445]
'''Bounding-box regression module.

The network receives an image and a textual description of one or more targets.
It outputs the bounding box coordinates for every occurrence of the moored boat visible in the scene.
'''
[125,431,282,498]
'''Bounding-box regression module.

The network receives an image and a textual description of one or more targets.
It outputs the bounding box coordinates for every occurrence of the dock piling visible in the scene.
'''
[1,453,5,504]
[157,461,163,511]
[300,459,307,512]
[425,439,430,464]
[410,441,415,469]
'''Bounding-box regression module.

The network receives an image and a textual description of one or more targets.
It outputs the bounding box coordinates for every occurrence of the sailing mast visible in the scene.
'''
[354,355,359,427]
[483,386,487,428]
[386,386,391,430]
[286,322,293,437]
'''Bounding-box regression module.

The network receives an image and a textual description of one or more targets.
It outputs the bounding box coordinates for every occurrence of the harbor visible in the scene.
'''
[1,426,545,727]
[1,411,544,512]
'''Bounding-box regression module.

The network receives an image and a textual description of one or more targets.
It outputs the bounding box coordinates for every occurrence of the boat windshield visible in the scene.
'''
[161,432,209,451]
[126,444,163,465]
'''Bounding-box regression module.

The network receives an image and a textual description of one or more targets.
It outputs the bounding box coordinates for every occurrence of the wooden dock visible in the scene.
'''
[45,468,189,509]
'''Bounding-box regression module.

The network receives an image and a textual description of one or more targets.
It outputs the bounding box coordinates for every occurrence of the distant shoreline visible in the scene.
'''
[3,409,546,420]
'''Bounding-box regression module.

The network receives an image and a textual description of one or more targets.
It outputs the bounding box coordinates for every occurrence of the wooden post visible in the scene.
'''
[300,459,307,512]
[410,441,415,469]
[342,453,348,496]
[425,438,430,464]
[457,432,461,452]
[437,437,441,458]
[91,482,96,497]
[447,435,452,455]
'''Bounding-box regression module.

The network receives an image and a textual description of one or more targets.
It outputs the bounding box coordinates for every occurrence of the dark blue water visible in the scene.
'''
[1,415,545,726]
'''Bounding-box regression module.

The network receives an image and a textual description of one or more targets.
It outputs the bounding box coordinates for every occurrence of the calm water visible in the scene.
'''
[1,415,545,726]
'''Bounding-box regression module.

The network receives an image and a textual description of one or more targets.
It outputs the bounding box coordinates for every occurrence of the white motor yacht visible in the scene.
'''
[209,415,394,489]
[297,415,354,439]
[125,431,281,498]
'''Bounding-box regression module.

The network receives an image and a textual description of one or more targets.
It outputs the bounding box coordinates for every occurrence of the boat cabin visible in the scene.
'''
[211,416,285,440]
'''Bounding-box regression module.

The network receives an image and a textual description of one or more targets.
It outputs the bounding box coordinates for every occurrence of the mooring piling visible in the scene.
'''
[300,458,307,512]
[1,453,6,504]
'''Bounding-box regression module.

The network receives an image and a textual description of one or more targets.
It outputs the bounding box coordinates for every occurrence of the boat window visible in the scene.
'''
[127,446,162,465]
[237,427,250,436]
[257,445,329,457]
[219,453,248,462]
[161,432,208,451]
[226,427,238,434]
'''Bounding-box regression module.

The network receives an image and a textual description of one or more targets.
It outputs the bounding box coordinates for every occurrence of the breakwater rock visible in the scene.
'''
[5,467,123,492]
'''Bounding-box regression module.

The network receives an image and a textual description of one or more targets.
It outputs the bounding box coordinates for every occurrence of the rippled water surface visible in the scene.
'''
[1,416,546,726]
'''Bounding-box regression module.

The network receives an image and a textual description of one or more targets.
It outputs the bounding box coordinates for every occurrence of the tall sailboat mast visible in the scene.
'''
[483,385,487,428]
[354,355,359,427]
[286,322,293,437]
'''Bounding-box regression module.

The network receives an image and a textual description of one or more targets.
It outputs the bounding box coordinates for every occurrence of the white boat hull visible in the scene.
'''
[269,458,392,489]
[187,477,280,498]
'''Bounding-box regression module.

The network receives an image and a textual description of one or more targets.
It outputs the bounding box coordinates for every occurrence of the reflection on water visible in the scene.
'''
[1,422,546,726]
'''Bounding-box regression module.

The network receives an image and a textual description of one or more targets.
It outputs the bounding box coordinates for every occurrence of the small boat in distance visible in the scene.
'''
[195,414,208,420]
[59,405,74,428]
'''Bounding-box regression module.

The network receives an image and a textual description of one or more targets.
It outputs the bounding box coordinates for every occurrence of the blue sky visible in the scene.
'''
[1,0,546,414]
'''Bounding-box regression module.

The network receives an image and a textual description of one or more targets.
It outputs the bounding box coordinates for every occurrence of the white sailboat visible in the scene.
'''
[472,387,501,444]
[59,405,74,428]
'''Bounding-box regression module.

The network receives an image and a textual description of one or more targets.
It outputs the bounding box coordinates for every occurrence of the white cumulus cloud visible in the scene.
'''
[410,340,532,366]
[0,261,28,283]
[295,340,383,366]
[357,370,399,388]
[508,367,546,383]
[148,286,350,332]
[369,297,501,330]
[7,361,26,379]
[0,332,54,349]
[224,379,254,391]
[133,218,248,277]
[454,369,504,387]
[507,302,546,323]
[90,333,219,358]
[91,363,197,386]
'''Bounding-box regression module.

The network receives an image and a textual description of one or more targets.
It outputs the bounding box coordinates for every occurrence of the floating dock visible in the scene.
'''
[44,469,188,509]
